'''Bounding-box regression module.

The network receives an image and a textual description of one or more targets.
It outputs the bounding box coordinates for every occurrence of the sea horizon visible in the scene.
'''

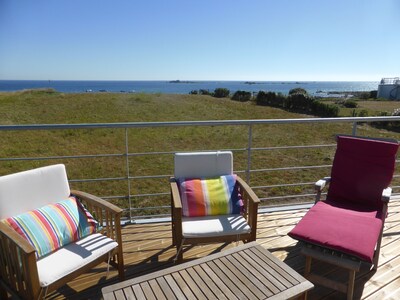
[0,79,380,96]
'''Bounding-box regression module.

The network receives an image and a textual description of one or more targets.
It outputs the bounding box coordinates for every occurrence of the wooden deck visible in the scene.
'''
[44,198,400,300]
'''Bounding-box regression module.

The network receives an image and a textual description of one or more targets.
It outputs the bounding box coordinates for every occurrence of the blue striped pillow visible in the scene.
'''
[1,196,98,258]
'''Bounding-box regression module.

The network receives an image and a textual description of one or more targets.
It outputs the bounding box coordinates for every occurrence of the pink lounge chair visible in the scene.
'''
[288,135,399,299]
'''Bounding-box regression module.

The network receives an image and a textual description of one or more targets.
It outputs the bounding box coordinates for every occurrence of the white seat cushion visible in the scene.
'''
[37,233,118,287]
[182,215,251,238]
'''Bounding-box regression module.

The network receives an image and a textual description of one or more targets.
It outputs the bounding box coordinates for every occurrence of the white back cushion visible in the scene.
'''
[174,151,233,178]
[0,164,70,219]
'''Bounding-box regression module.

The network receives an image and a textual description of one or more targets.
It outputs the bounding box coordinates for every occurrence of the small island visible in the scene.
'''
[169,80,196,84]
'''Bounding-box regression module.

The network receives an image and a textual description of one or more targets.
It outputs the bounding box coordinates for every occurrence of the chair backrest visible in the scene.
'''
[0,164,70,219]
[327,135,399,210]
[174,151,233,178]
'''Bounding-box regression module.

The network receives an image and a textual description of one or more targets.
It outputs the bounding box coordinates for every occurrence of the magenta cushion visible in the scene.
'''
[327,135,398,210]
[288,201,383,262]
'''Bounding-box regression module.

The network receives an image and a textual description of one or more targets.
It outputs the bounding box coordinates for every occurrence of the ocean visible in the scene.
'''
[0,80,379,96]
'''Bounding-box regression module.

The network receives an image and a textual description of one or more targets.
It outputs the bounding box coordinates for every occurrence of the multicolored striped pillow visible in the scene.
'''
[177,174,243,217]
[1,196,98,259]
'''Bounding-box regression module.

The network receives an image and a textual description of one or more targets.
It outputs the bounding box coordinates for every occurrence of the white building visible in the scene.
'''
[377,78,400,100]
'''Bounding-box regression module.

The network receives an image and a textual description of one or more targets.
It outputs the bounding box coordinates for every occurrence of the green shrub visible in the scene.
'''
[284,93,314,112]
[370,90,378,99]
[189,90,198,95]
[343,100,358,108]
[256,91,285,107]
[288,87,308,96]
[213,88,230,98]
[311,101,339,117]
[199,89,212,95]
[359,92,370,100]
[231,90,252,102]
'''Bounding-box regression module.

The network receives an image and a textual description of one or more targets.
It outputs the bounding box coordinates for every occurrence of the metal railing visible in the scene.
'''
[1,116,400,222]
[380,77,400,85]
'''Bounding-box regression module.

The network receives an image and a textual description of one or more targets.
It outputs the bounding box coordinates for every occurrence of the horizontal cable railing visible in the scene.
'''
[1,116,400,222]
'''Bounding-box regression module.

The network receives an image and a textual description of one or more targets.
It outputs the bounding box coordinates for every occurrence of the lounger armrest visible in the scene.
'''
[314,177,331,203]
[382,187,392,203]
[0,222,41,299]
[315,177,331,191]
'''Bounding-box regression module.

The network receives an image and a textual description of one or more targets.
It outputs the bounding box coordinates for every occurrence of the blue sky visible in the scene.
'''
[1,0,399,81]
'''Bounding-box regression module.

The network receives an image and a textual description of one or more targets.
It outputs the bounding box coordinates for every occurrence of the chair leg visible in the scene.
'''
[117,253,125,281]
[347,270,356,300]
[304,256,312,277]
[174,238,184,263]
[302,256,312,300]
[0,285,8,300]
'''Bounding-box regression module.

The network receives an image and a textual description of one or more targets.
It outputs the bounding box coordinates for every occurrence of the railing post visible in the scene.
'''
[352,122,357,136]
[125,128,132,221]
[246,124,253,184]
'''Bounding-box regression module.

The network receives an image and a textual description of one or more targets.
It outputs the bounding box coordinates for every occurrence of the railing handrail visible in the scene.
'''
[0,116,400,130]
[380,77,400,85]
[2,116,400,131]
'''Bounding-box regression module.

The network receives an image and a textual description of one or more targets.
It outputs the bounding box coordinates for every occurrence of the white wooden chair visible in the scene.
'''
[170,151,260,261]
[0,164,124,299]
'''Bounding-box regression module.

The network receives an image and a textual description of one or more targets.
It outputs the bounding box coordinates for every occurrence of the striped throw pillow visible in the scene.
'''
[177,174,243,217]
[1,196,98,259]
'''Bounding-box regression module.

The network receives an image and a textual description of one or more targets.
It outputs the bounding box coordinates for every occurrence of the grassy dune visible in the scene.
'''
[1,90,399,216]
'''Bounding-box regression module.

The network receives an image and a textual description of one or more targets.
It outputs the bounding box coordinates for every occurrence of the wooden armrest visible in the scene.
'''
[0,222,36,255]
[315,177,331,191]
[71,190,123,214]
[71,190,123,244]
[236,176,259,241]
[236,176,260,205]
[382,187,392,203]
[170,178,182,210]
[170,178,182,246]
[0,222,41,299]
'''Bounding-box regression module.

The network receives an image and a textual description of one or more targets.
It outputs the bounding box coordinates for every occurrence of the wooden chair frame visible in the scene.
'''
[0,189,124,300]
[301,177,390,300]
[170,175,260,262]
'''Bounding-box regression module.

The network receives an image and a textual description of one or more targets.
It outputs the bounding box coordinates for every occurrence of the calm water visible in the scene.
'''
[0,80,379,96]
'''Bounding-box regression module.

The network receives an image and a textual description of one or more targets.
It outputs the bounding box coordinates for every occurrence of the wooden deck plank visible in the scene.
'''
[46,198,400,300]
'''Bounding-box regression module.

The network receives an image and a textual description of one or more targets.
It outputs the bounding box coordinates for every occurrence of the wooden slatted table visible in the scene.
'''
[102,241,313,299]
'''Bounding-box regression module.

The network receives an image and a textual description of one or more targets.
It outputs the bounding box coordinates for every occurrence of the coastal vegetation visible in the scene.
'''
[1,89,399,217]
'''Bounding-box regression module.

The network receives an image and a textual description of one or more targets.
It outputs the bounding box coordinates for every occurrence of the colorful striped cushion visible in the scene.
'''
[1,196,98,259]
[177,174,243,217]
